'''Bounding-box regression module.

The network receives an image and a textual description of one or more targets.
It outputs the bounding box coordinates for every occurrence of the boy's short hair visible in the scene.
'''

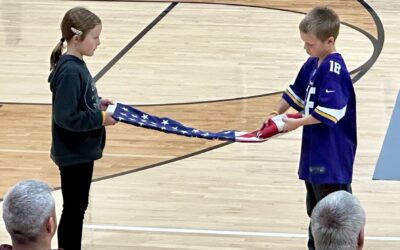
[299,6,340,41]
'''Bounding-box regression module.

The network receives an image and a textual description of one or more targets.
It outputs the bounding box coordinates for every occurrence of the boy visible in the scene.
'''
[263,6,357,250]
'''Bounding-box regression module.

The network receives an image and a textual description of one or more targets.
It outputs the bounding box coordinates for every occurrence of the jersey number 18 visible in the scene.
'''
[329,60,341,75]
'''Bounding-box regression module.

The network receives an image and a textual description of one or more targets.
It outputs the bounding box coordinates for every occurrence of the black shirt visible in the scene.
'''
[48,55,105,166]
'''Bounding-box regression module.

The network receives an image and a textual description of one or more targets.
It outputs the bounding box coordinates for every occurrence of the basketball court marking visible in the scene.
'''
[1,1,398,249]
[0,0,385,199]
[79,224,399,241]
[93,2,178,82]
[1,219,399,241]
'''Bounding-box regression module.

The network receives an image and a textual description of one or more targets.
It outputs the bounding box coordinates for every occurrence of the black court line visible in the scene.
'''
[0,3,177,106]
[0,91,283,107]
[84,1,385,185]
[0,1,385,196]
[82,141,233,189]
[0,1,381,107]
[93,2,178,82]
[134,91,284,107]
[350,0,384,83]
[0,143,236,201]
[92,0,380,86]
[0,3,178,201]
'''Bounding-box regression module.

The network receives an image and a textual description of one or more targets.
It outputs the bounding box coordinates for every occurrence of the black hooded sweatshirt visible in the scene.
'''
[48,55,105,166]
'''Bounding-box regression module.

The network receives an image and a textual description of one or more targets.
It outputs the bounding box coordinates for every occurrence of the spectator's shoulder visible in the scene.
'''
[0,244,12,250]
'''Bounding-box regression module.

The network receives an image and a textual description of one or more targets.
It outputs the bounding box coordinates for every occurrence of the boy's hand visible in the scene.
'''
[104,112,117,126]
[282,117,302,132]
[282,114,320,132]
[260,111,279,129]
[100,98,114,111]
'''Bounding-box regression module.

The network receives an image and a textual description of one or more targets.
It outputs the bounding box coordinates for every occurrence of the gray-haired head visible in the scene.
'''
[311,191,365,250]
[2,180,55,244]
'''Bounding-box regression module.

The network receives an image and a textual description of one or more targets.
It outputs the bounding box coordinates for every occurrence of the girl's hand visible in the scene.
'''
[100,98,114,111]
[104,112,117,126]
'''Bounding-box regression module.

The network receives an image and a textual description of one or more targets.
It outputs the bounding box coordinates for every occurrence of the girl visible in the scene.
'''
[48,7,117,250]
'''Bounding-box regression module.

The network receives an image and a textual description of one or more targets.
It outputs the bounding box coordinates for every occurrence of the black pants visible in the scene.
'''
[58,161,94,250]
[305,181,352,250]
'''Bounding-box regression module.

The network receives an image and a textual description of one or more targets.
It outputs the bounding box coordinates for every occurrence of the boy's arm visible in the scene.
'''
[282,114,320,132]
[274,98,291,115]
[261,58,313,128]
[260,98,291,128]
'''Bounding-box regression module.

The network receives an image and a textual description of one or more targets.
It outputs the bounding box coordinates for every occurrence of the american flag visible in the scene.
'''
[107,103,302,143]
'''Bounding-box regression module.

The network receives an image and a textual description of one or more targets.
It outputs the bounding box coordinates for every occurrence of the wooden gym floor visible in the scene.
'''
[0,0,400,249]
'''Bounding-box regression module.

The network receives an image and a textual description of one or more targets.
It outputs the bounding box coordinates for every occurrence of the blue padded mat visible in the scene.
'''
[373,90,400,180]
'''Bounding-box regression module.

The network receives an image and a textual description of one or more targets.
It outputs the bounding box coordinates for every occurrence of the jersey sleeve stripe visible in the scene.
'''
[314,109,337,123]
[314,105,347,123]
[285,87,305,109]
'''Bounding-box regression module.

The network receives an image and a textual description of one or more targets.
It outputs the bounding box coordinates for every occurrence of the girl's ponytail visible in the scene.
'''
[50,38,65,71]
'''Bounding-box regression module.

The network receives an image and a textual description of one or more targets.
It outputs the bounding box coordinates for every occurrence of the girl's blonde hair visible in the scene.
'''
[50,7,101,70]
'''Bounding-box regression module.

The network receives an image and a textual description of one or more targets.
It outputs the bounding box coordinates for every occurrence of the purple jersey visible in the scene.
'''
[282,53,357,184]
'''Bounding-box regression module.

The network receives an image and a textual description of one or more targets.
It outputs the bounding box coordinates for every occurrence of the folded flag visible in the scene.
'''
[107,103,302,143]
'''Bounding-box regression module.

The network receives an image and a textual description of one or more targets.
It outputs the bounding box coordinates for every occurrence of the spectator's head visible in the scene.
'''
[2,180,56,247]
[311,191,365,250]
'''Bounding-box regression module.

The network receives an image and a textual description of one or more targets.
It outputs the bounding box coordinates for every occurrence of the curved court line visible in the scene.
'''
[0,90,283,107]
[0,1,382,107]
[88,141,233,187]
[81,224,400,242]
[0,148,172,159]
[84,0,385,183]
[350,0,384,83]
[0,3,390,247]
[90,0,381,107]
[0,1,385,197]
[0,142,230,196]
